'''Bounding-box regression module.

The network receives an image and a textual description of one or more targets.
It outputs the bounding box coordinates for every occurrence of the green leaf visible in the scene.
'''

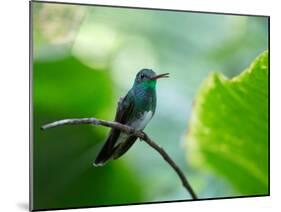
[186,51,268,195]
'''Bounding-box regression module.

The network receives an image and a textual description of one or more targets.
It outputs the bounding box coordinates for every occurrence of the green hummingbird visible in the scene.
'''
[94,69,169,166]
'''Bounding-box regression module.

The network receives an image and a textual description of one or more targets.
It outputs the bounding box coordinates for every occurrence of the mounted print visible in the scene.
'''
[30,0,269,211]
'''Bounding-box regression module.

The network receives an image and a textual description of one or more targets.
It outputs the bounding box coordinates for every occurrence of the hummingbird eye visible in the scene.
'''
[140,74,145,80]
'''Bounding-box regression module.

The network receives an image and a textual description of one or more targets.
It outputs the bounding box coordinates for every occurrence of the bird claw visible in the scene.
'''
[139,131,147,142]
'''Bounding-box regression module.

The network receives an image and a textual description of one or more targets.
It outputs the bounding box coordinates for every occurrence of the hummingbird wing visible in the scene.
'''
[94,92,135,166]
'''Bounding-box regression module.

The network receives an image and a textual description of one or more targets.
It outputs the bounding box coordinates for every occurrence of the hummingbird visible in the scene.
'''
[93,69,169,166]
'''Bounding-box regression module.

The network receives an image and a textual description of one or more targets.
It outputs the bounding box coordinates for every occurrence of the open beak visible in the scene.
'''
[150,73,170,80]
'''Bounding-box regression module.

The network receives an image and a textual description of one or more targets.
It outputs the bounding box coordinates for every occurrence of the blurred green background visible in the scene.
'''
[32,2,268,210]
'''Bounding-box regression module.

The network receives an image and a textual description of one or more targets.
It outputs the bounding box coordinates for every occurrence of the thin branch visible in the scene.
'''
[41,117,198,200]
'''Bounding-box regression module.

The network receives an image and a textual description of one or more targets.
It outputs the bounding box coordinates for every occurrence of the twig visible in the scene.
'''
[41,117,198,200]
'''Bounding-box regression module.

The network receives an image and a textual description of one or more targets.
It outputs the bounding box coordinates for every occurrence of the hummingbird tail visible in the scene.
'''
[93,130,138,166]
[93,136,115,167]
[93,151,111,167]
[112,136,137,160]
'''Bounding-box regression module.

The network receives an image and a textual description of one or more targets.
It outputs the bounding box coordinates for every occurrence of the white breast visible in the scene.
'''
[131,111,153,130]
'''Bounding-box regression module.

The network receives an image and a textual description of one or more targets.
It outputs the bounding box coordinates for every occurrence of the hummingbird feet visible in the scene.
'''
[139,131,148,142]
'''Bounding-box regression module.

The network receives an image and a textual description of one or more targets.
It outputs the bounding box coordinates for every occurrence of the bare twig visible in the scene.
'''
[41,117,198,200]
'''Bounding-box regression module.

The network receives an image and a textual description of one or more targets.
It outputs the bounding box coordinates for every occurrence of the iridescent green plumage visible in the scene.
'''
[94,69,169,166]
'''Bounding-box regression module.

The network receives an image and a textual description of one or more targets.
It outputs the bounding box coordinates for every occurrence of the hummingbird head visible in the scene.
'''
[134,69,169,85]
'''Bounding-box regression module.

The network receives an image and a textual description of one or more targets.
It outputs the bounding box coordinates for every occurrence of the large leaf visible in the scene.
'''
[186,51,268,195]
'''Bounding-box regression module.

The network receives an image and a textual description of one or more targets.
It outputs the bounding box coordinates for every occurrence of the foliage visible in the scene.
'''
[186,51,269,195]
[33,57,144,209]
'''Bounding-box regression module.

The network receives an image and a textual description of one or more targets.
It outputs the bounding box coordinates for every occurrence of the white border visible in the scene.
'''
[1,0,279,212]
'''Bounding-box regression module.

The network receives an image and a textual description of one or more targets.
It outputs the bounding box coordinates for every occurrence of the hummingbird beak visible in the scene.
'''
[150,73,170,80]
